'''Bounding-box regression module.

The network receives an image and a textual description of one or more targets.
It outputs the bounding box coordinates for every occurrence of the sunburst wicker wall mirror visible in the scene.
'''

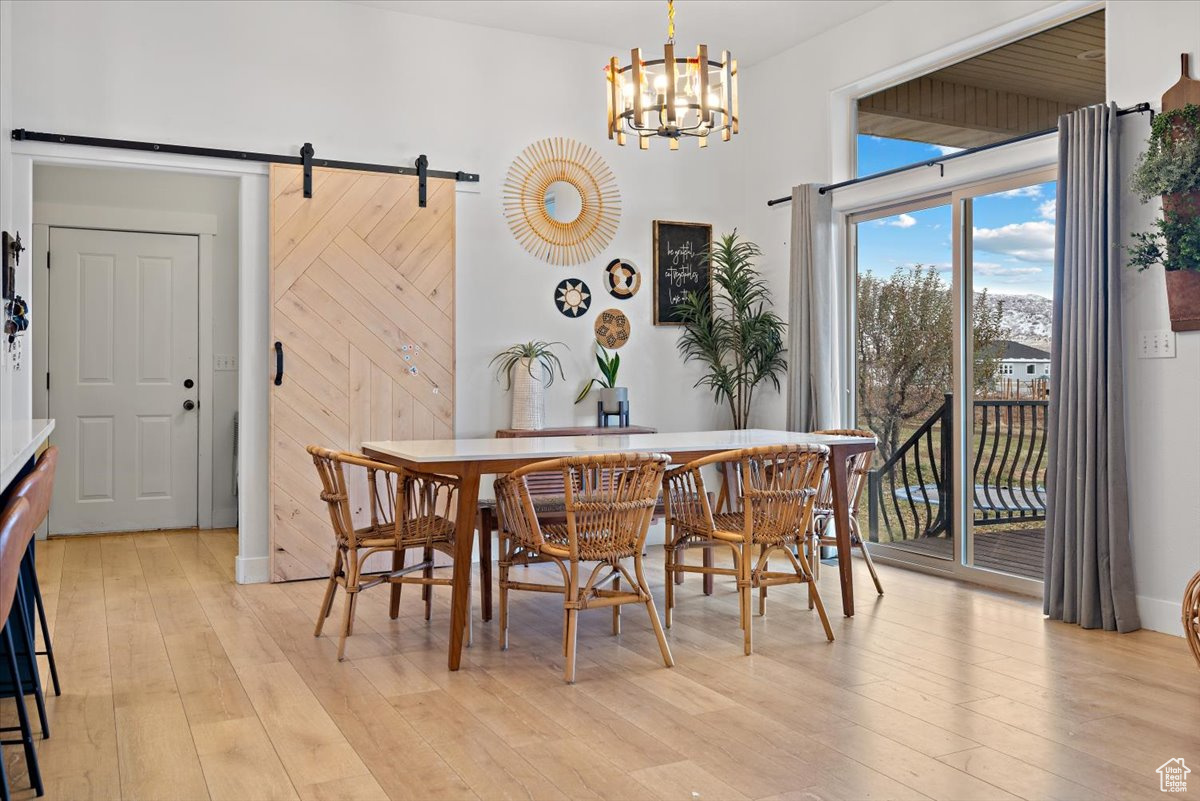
[503,138,621,266]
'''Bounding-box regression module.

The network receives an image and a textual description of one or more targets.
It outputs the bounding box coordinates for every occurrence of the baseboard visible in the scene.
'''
[1137,593,1183,637]
[235,555,269,585]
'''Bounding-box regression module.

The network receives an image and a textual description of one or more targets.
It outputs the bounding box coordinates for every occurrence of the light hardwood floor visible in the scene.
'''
[4,528,1198,801]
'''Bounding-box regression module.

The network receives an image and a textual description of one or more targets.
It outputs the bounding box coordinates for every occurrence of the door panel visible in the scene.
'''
[49,228,200,534]
[268,165,455,582]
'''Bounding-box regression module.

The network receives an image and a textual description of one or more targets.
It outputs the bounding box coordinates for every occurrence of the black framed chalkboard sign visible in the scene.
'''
[652,220,712,326]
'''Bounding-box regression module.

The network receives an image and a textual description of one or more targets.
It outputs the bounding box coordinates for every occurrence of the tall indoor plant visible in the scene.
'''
[675,231,786,430]
[490,341,566,430]
[1128,101,1200,331]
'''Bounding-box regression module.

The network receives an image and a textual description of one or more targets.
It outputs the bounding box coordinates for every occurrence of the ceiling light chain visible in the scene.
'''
[606,0,738,150]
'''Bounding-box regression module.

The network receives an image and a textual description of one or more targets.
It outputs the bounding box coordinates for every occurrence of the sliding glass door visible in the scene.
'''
[851,169,1055,591]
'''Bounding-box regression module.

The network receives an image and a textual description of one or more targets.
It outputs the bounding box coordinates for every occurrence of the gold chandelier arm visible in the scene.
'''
[667,0,675,43]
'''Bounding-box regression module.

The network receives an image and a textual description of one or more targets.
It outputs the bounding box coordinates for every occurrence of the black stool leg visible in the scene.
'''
[21,548,59,697]
[13,581,48,739]
[0,730,10,801]
[2,623,43,796]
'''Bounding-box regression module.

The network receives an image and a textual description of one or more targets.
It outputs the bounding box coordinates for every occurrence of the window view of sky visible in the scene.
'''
[856,135,1055,298]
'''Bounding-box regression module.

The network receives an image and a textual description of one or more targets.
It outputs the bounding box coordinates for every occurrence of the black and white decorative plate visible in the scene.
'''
[554,279,592,317]
[605,258,641,299]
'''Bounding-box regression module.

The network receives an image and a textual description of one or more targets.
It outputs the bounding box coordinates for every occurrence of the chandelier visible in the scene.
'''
[605,0,738,150]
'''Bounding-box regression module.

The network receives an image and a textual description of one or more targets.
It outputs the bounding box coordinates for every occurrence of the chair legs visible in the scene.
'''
[13,581,48,739]
[21,548,59,698]
[1,623,43,798]
[389,548,406,619]
[336,551,360,662]
[314,550,342,638]
[634,555,674,671]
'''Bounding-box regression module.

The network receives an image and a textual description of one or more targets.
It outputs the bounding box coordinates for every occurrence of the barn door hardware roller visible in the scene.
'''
[10,129,479,207]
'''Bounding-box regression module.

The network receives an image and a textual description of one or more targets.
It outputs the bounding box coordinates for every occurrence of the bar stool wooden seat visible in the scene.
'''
[663,444,834,655]
[10,446,61,697]
[810,429,883,596]
[0,497,43,799]
[494,452,673,683]
[308,446,468,661]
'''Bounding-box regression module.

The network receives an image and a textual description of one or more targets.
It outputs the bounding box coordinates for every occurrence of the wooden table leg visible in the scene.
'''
[448,465,481,670]
[828,446,855,617]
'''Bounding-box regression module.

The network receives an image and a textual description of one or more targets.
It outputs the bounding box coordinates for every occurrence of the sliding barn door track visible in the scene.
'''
[10,128,479,207]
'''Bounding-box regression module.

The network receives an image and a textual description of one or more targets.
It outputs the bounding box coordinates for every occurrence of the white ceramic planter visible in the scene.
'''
[599,386,628,414]
[510,358,545,430]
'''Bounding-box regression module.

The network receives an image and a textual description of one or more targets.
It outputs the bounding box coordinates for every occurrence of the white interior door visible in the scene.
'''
[48,228,200,534]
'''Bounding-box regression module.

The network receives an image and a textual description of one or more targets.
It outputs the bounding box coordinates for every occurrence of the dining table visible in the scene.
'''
[363,429,876,670]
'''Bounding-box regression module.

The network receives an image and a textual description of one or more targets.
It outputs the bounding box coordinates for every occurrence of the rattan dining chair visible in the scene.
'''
[494,452,674,683]
[810,429,883,596]
[663,444,833,655]
[308,446,467,660]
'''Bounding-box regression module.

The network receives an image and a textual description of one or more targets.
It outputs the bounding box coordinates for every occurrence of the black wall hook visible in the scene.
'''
[300,143,315,198]
[416,154,429,208]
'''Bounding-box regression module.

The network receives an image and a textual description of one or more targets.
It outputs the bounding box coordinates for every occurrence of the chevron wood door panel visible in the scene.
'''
[269,164,455,581]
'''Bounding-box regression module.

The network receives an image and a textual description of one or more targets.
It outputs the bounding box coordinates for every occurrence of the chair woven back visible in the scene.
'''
[308,446,400,549]
[496,452,669,560]
[0,497,34,624]
[812,429,876,513]
[739,444,829,544]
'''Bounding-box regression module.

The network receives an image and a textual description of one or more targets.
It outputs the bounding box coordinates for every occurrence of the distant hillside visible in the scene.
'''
[978,292,1052,349]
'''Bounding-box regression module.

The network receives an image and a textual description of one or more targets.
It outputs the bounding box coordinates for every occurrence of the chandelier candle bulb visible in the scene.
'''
[606,0,739,148]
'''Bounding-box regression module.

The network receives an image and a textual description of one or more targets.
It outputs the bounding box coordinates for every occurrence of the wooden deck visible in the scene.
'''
[878,526,1046,581]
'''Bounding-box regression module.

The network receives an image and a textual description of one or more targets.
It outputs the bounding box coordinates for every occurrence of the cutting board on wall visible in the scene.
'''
[1163,53,1200,111]
[268,163,456,581]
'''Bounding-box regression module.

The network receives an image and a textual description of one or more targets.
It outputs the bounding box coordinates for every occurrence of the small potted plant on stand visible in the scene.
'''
[1128,62,1200,331]
[574,345,627,423]
[490,341,566,430]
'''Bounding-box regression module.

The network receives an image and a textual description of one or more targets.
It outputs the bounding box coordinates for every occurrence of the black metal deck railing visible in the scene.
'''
[867,394,1048,543]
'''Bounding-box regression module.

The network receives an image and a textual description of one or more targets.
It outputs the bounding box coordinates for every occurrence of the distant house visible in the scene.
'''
[996,340,1051,380]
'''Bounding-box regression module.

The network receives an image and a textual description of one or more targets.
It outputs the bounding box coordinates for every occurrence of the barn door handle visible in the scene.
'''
[274,341,284,386]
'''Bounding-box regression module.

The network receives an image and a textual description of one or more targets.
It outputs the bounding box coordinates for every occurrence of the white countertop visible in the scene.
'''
[1,418,55,492]
[363,428,873,464]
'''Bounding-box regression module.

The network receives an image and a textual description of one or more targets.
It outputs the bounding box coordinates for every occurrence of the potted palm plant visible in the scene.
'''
[490,341,566,430]
[574,345,626,413]
[674,231,786,429]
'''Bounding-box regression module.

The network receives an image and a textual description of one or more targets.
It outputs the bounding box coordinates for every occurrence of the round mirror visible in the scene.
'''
[544,180,584,223]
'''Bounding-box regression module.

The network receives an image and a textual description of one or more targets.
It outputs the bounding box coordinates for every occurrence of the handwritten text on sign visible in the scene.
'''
[653,221,712,326]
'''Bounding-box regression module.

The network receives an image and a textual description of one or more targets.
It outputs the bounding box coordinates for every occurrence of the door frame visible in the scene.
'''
[844,167,1055,596]
[34,216,214,531]
[10,142,272,583]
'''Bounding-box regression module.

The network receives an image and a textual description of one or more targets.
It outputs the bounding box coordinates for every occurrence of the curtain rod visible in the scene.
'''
[765,102,1152,207]
[10,128,480,206]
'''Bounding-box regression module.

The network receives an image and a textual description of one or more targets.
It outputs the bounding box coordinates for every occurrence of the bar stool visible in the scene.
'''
[11,446,61,697]
[0,497,44,798]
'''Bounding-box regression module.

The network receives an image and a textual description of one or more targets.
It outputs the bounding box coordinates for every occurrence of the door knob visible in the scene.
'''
[183,400,196,411]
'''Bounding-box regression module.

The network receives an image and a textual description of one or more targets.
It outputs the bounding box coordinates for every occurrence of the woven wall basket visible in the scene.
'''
[510,358,546,430]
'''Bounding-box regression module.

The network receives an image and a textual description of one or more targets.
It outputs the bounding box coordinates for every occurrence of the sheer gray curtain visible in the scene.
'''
[1044,102,1140,632]
[787,184,837,431]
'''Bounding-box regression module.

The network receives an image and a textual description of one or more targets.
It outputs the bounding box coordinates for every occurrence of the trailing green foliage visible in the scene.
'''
[490,341,567,390]
[574,345,621,403]
[674,231,786,430]
[1127,210,1200,272]
[1130,104,1200,200]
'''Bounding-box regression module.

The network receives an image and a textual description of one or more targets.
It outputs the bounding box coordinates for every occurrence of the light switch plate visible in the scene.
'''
[1139,330,1176,359]
[214,354,238,371]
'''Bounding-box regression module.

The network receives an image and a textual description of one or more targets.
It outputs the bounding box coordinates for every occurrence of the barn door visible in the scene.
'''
[268,164,455,581]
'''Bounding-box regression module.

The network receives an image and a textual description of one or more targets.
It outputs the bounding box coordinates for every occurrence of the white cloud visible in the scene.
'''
[996,185,1044,199]
[887,213,917,228]
[974,262,1044,277]
[1038,199,1056,220]
[930,144,965,156]
[973,220,1056,263]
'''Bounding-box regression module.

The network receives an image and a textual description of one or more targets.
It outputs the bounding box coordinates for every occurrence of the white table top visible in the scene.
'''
[362,428,873,465]
[1,418,55,492]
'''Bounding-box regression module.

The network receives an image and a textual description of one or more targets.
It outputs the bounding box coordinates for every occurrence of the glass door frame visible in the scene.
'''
[846,166,1055,594]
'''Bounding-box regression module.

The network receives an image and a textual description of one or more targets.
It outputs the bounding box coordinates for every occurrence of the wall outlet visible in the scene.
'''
[214,354,238,371]
[1139,330,1176,359]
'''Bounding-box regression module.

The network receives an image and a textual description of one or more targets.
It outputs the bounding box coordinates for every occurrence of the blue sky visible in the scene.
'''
[856,135,1056,298]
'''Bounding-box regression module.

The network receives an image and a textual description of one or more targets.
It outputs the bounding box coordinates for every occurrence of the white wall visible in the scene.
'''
[737,0,1200,633]
[8,0,748,439]
[31,165,241,527]
[1107,0,1200,633]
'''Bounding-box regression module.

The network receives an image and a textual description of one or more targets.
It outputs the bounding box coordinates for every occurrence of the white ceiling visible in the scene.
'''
[348,1,888,66]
